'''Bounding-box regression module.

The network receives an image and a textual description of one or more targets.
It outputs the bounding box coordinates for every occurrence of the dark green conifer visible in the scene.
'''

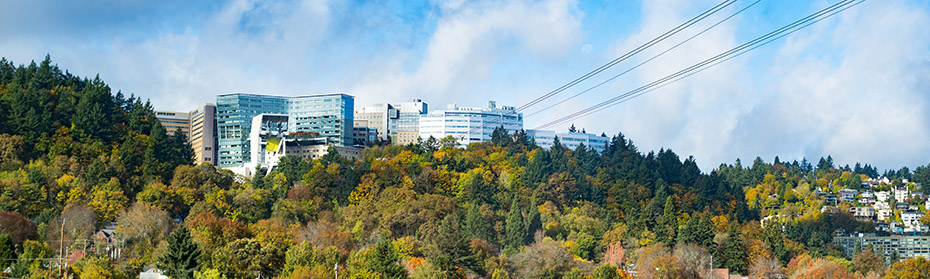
[159,226,201,279]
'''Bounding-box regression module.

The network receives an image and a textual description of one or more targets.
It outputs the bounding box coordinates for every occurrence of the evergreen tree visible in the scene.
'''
[430,214,478,276]
[524,196,542,244]
[370,236,407,279]
[660,196,677,243]
[0,234,13,270]
[503,198,525,252]
[464,203,491,241]
[721,222,747,274]
[159,227,201,279]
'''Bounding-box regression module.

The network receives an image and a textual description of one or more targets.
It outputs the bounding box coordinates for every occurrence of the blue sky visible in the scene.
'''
[2,0,930,171]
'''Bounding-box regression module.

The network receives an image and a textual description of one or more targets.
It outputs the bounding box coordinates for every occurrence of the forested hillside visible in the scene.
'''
[1,57,930,278]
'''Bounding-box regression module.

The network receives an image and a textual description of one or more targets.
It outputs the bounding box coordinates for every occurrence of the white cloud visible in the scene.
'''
[575,0,930,171]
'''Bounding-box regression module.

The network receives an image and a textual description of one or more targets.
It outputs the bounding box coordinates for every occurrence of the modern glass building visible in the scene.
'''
[418,101,522,145]
[216,93,354,168]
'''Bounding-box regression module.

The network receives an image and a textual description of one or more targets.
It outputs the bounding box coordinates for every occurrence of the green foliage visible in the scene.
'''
[370,236,407,278]
[0,234,13,270]
[503,199,525,252]
[593,264,621,279]
[159,226,201,279]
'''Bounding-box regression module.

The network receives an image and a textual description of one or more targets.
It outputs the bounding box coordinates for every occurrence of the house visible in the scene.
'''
[902,211,925,228]
[894,187,909,203]
[875,191,890,202]
[858,198,875,205]
[896,203,911,210]
[861,191,874,199]
[139,266,169,279]
[838,189,857,203]
[849,207,875,222]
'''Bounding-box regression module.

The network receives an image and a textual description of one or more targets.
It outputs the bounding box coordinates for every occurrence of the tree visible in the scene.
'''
[427,213,478,276]
[0,234,13,271]
[749,257,784,279]
[720,222,747,274]
[159,226,201,279]
[674,243,713,279]
[503,199,525,252]
[116,202,173,263]
[592,264,621,279]
[0,211,38,244]
[46,203,97,256]
[463,203,491,241]
[883,257,930,279]
[508,239,575,279]
[370,236,407,278]
[851,248,884,277]
[524,196,542,244]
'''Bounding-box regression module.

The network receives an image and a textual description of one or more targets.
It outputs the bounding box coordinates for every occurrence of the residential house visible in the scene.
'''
[902,211,925,228]
[894,187,909,203]
[849,207,875,222]
[875,191,890,202]
[838,189,857,203]
[853,210,874,222]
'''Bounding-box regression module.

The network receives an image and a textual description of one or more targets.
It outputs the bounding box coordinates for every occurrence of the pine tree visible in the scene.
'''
[524,196,542,244]
[721,222,747,274]
[464,203,491,241]
[430,214,479,276]
[370,236,407,279]
[503,198,525,252]
[159,226,201,279]
[661,196,677,243]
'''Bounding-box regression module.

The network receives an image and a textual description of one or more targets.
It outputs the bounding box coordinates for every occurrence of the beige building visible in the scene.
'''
[155,111,191,136]
[284,143,362,161]
[155,104,218,166]
[393,131,421,145]
[189,104,218,165]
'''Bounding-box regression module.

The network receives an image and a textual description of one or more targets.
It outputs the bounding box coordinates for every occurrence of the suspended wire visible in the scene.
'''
[534,0,862,130]
[565,0,867,125]
[516,0,739,112]
[525,0,764,119]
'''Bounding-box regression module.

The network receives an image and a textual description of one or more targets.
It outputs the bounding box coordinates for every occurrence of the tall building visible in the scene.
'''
[189,104,218,165]
[155,105,218,166]
[354,103,395,141]
[155,111,191,136]
[353,99,428,144]
[418,101,522,146]
[526,130,609,153]
[216,93,354,168]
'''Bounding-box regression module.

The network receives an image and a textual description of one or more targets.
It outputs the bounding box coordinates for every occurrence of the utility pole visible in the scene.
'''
[59,218,65,278]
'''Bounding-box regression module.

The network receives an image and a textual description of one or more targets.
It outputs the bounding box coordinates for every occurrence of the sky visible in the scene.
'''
[2,0,929,172]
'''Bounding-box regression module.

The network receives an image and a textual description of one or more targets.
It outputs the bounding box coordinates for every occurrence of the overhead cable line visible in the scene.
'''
[534,0,863,130]
[516,0,739,112]
[525,0,763,118]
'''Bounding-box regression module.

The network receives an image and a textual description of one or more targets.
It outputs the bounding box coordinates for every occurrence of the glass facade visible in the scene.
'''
[217,93,354,167]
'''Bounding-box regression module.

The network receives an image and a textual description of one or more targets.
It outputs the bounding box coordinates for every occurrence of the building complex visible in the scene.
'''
[526,129,609,153]
[215,93,354,168]
[418,101,523,146]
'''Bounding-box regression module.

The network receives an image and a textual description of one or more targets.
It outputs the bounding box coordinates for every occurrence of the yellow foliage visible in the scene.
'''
[712,215,730,234]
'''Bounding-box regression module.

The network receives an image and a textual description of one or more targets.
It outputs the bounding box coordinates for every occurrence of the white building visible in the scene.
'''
[902,211,925,228]
[354,99,428,144]
[526,130,609,153]
[418,101,522,146]
[894,187,909,203]
[875,191,890,202]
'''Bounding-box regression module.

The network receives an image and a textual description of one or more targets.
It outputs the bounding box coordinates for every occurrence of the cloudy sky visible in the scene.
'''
[2,0,929,171]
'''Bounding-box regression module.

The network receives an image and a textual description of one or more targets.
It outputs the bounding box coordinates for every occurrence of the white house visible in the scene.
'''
[875,191,890,202]
[902,211,925,228]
